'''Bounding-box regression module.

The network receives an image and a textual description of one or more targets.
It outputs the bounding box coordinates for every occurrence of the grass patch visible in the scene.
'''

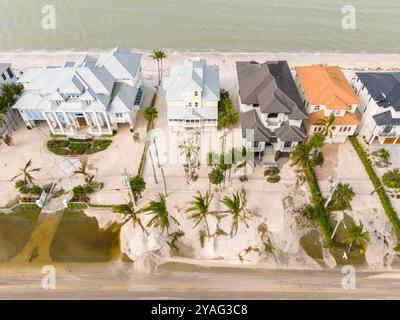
[47,137,113,156]
[349,136,400,240]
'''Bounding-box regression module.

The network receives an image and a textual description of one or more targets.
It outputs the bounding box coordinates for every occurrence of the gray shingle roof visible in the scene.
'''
[236,61,307,120]
[356,72,400,112]
[275,121,306,142]
[372,111,400,126]
[240,109,276,143]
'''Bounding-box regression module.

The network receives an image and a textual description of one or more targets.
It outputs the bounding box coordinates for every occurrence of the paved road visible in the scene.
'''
[1,262,400,299]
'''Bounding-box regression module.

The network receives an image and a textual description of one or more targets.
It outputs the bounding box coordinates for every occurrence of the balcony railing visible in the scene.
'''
[378,130,397,137]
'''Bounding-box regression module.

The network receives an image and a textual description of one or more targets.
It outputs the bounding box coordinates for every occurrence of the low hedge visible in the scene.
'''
[47,137,113,156]
[266,175,281,183]
[92,139,112,149]
[47,140,70,149]
[349,136,400,239]
[305,164,333,247]
[69,142,91,149]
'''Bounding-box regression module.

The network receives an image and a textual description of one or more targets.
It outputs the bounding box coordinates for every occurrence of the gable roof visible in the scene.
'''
[356,72,400,112]
[309,110,360,125]
[295,65,359,110]
[239,109,276,143]
[275,121,306,142]
[163,59,220,101]
[236,61,307,120]
[373,110,400,126]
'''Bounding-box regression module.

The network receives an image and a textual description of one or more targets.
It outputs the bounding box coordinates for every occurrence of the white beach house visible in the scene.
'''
[236,61,307,158]
[13,48,144,136]
[0,63,16,86]
[353,72,400,144]
[163,59,220,132]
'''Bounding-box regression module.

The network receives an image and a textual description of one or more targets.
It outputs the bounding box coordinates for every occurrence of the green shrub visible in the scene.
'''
[15,180,26,189]
[275,150,281,161]
[67,202,88,209]
[69,138,92,143]
[69,149,86,155]
[92,139,112,149]
[84,148,99,155]
[83,185,94,194]
[69,142,91,149]
[73,185,84,195]
[19,185,30,194]
[267,175,281,183]
[349,136,400,240]
[47,139,70,148]
[51,148,69,156]
[29,186,42,195]
[264,167,280,176]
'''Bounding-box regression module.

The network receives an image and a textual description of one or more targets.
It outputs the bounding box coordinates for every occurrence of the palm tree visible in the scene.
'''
[0,83,24,130]
[234,146,255,181]
[11,159,40,185]
[221,189,249,237]
[315,113,336,138]
[142,193,179,235]
[185,191,215,236]
[118,204,148,235]
[179,139,200,182]
[382,169,400,189]
[73,158,95,184]
[343,221,369,253]
[209,167,224,192]
[290,133,325,183]
[143,105,158,131]
[378,148,390,161]
[150,50,167,85]
[327,183,355,211]
[129,175,146,201]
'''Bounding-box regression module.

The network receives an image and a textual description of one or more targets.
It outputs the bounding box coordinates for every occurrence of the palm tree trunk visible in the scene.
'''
[160,167,167,196]
[157,60,160,86]
[204,217,211,237]
[160,59,163,84]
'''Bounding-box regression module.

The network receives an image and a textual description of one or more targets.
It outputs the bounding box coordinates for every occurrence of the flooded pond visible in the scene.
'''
[0,208,40,262]
[50,209,120,262]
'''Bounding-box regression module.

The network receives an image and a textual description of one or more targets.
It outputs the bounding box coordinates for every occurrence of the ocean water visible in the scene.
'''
[0,0,399,53]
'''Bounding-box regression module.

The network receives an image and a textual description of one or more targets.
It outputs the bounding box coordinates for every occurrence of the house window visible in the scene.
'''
[1,74,6,81]
[253,141,259,148]
[6,68,13,79]
[267,113,278,118]
[253,104,259,108]
[284,141,292,148]
[348,105,353,110]
[188,102,192,107]
[382,126,393,134]
[195,102,199,107]
[315,106,320,111]
[335,110,341,116]
[194,91,198,97]
[115,113,123,118]
[348,126,352,131]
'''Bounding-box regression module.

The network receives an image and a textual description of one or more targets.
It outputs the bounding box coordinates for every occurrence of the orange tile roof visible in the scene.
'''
[295,65,359,110]
[309,110,360,125]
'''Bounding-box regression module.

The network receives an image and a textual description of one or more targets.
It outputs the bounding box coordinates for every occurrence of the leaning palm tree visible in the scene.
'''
[315,113,336,138]
[118,204,148,235]
[142,193,179,235]
[179,139,200,182]
[73,158,95,184]
[343,221,369,254]
[220,189,249,237]
[234,146,255,181]
[150,50,167,85]
[11,159,40,185]
[327,183,355,211]
[185,191,215,236]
